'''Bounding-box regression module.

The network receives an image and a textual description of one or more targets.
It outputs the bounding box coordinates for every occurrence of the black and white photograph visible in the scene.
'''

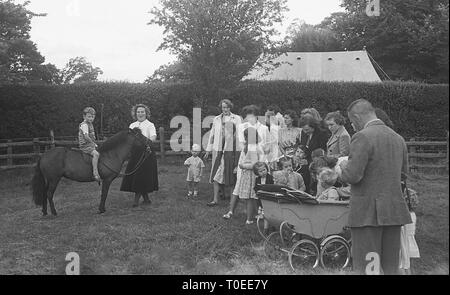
[0,0,448,280]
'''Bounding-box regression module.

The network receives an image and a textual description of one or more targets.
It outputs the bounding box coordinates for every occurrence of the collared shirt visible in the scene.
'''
[129,119,157,140]
[363,118,382,130]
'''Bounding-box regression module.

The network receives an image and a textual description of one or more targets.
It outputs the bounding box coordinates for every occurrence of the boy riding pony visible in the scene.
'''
[79,107,101,182]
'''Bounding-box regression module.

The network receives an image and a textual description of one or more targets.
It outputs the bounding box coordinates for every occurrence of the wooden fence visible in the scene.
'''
[0,128,449,174]
[0,127,187,170]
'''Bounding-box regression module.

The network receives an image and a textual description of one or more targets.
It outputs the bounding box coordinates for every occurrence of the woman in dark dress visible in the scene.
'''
[120,104,159,207]
[298,114,330,194]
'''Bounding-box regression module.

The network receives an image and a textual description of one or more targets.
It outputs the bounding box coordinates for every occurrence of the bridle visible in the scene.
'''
[100,130,152,177]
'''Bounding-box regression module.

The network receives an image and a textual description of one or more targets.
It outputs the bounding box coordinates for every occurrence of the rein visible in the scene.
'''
[99,134,151,177]
[100,148,149,177]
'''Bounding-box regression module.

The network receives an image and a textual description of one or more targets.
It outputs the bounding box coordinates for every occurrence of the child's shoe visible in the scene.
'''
[93,171,101,183]
[223,211,233,219]
[245,220,254,225]
[193,191,198,198]
[187,191,193,198]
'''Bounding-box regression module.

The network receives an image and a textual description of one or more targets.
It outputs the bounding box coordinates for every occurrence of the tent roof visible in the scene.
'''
[244,50,381,82]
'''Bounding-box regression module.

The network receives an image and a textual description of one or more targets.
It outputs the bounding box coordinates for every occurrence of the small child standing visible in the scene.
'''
[184,144,205,198]
[238,127,263,225]
[78,107,100,182]
[273,157,306,191]
[253,161,273,234]
[399,186,420,274]
[315,168,340,201]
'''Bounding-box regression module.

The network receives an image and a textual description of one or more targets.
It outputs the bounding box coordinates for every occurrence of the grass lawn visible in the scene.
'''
[0,158,448,275]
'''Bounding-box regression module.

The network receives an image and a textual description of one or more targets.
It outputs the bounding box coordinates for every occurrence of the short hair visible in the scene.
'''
[241,104,260,117]
[318,168,338,187]
[324,111,346,126]
[347,99,375,115]
[83,107,96,116]
[283,110,298,121]
[267,104,281,114]
[253,161,269,175]
[298,115,320,130]
[219,99,233,109]
[311,148,325,159]
[301,108,322,121]
[375,108,394,130]
[310,156,338,175]
[279,156,293,167]
[131,104,151,121]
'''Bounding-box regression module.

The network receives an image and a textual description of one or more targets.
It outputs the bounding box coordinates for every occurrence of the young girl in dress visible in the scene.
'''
[399,186,420,274]
[238,127,264,225]
[253,161,274,233]
[184,144,205,198]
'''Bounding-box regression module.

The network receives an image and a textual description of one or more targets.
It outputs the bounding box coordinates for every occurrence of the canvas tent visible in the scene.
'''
[244,50,381,82]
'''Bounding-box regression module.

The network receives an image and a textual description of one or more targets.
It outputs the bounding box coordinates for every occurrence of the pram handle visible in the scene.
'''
[281,188,316,199]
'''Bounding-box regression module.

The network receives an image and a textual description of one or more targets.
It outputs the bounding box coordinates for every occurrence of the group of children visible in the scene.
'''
[76,106,419,274]
[183,126,348,223]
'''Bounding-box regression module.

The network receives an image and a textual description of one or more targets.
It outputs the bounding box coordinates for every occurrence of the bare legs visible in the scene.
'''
[187,181,199,197]
[228,194,239,214]
[212,181,221,203]
[91,150,100,182]
[208,182,232,206]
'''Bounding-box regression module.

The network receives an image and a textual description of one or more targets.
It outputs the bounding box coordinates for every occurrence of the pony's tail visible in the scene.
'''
[32,158,46,206]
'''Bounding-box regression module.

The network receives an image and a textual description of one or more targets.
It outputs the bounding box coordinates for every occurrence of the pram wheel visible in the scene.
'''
[289,239,320,270]
[263,232,285,260]
[319,237,351,270]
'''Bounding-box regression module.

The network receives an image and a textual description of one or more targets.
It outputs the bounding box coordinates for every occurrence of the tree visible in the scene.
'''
[285,19,343,52]
[319,0,449,83]
[145,61,191,83]
[0,0,58,85]
[61,56,103,84]
[149,0,288,106]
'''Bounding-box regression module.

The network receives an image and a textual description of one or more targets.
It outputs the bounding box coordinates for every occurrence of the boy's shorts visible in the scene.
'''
[186,175,201,182]
[80,145,97,155]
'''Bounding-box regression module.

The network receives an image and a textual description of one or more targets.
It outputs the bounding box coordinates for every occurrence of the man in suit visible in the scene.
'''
[340,99,411,275]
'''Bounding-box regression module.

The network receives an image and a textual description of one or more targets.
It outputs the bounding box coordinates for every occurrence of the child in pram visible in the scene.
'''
[273,157,306,191]
[315,168,340,201]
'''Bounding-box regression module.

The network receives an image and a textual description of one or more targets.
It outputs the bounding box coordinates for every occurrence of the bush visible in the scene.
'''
[0,81,448,139]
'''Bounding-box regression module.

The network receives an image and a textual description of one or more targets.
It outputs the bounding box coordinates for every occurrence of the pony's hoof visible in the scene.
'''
[98,209,106,214]
[42,212,48,216]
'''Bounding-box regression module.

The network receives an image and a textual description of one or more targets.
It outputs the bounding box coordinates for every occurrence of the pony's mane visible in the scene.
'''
[98,130,130,153]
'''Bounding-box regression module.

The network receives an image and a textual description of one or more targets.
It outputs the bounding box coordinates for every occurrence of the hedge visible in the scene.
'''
[0,80,448,140]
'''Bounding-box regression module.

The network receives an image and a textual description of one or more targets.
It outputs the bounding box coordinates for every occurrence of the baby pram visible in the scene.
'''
[255,184,351,271]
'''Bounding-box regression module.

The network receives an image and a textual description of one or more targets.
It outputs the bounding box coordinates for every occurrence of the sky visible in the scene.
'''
[25,0,344,82]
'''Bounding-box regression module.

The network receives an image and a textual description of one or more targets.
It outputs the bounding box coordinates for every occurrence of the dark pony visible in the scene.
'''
[32,128,149,215]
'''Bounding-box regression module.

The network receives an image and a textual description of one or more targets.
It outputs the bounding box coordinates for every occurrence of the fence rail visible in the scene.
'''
[0,128,448,173]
